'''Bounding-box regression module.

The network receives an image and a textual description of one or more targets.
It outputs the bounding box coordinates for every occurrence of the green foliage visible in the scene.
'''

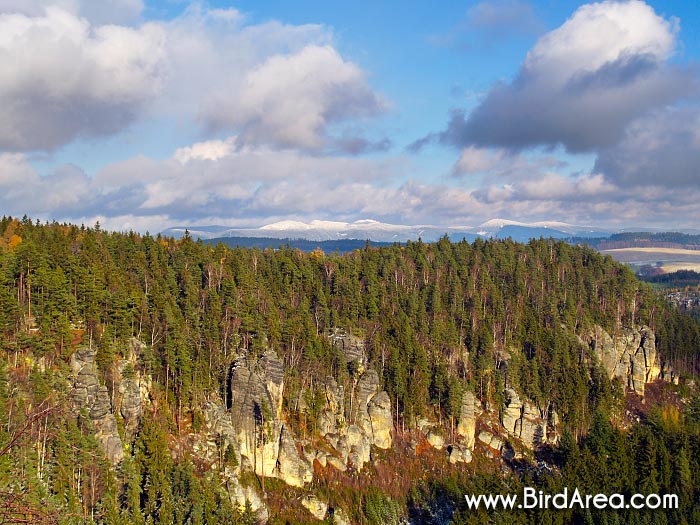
[0,218,698,523]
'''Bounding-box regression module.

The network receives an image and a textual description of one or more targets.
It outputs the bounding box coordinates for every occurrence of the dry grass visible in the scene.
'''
[601,247,700,266]
[602,247,700,255]
[661,263,700,273]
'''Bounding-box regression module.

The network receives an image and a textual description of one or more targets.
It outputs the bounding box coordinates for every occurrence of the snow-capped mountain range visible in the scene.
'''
[161,219,614,243]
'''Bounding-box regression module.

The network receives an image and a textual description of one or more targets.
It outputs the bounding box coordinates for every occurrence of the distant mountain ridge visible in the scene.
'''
[161,218,615,244]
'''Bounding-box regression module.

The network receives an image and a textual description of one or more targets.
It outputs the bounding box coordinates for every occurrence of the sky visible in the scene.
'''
[0,0,699,233]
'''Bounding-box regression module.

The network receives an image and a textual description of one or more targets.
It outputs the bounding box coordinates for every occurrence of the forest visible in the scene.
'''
[0,216,699,524]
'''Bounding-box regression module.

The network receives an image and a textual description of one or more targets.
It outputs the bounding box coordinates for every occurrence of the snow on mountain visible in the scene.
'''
[161,218,612,243]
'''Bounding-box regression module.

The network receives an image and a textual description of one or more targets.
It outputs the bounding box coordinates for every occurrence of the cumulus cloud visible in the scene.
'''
[0,4,386,154]
[453,146,506,174]
[435,0,697,152]
[0,7,165,151]
[83,139,404,222]
[594,107,700,187]
[200,45,387,151]
[0,0,143,26]
[451,146,566,180]
[6,136,700,231]
[0,153,91,213]
[173,137,239,164]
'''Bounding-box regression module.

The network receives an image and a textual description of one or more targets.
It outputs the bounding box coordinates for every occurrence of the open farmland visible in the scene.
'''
[601,247,700,270]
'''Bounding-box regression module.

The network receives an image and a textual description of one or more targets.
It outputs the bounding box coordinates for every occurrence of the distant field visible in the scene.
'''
[661,263,700,273]
[602,247,700,256]
[601,247,700,268]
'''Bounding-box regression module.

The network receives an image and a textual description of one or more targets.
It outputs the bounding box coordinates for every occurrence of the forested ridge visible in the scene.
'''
[1,216,699,524]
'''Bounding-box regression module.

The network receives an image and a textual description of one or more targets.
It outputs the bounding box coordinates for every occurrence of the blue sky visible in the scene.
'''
[0,0,699,232]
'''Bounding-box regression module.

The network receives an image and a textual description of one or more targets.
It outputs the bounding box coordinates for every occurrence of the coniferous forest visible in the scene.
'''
[1,216,700,524]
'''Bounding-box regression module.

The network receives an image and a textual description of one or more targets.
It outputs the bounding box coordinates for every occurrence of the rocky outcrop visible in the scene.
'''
[116,339,152,434]
[457,391,477,450]
[226,476,268,524]
[329,328,365,365]
[331,507,352,525]
[313,363,393,473]
[119,377,142,432]
[354,369,393,450]
[276,425,313,487]
[228,350,284,455]
[501,388,522,435]
[448,444,473,464]
[501,389,548,449]
[478,431,503,453]
[227,350,312,487]
[586,325,674,396]
[302,495,328,521]
[367,390,392,449]
[70,347,124,464]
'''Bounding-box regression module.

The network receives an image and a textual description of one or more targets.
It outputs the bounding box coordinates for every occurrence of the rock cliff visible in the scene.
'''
[70,347,124,464]
[585,325,674,396]
[227,350,312,487]
[456,390,477,450]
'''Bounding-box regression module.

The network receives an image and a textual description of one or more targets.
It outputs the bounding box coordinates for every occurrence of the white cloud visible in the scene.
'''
[0,153,91,213]
[174,137,239,163]
[524,0,676,87]
[454,146,505,174]
[200,45,387,150]
[594,107,700,187]
[0,7,165,151]
[0,4,386,154]
[437,0,696,152]
[0,0,143,25]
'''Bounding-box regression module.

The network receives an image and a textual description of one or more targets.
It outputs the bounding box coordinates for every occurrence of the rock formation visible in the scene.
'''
[586,325,674,396]
[501,388,548,449]
[329,328,365,365]
[302,495,328,520]
[227,350,312,487]
[70,347,124,464]
[448,444,473,464]
[116,338,152,434]
[456,390,477,450]
[477,431,503,454]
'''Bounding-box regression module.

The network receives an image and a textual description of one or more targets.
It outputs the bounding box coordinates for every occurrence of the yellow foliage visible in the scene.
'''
[310,247,325,259]
[8,234,22,250]
[658,405,680,431]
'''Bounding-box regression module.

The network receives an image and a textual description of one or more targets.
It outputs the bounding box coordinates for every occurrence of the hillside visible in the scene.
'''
[0,217,699,524]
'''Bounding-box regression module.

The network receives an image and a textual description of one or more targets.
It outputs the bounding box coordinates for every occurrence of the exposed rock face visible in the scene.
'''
[501,388,522,435]
[226,477,268,524]
[116,339,152,433]
[227,350,312,487]
[367,390,392,449]
[518,402,546,449]
[501,389,548,449]
[313,363,393,472]
[416,418,446,450]
[119,377,141,432]
[329,328,365,365]
[276,425,313,487]
[586,325,673,396]
[331,507,352,525]
[448,444,473,464]
[353,368,380,423]
[353,369,393,450]
[302,495,328,521]
[228,350,284,456]
[426,429,445,450]
[70,347,124,464]
[478,431,503,453]
[457,391,477,450]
